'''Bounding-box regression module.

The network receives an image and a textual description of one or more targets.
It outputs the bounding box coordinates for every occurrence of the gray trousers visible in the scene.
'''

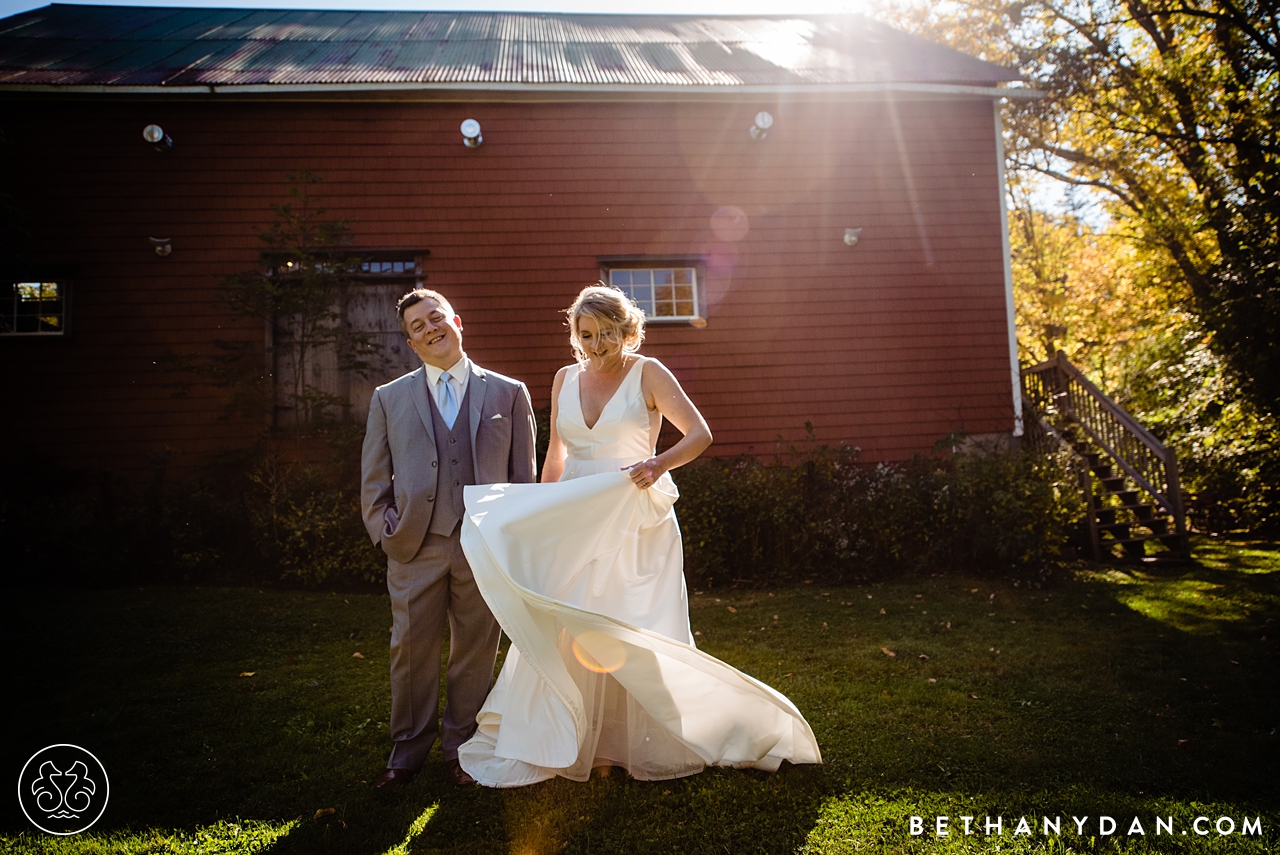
[386,528,501,769]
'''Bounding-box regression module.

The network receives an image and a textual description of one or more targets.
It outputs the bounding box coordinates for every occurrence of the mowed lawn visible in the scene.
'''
[3,537,1277,854]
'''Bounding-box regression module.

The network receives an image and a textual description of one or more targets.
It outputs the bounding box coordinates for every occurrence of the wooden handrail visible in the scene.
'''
[1021,351,1187,549]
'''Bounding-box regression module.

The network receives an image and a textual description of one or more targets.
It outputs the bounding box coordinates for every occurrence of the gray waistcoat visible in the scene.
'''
[427,382,475,538]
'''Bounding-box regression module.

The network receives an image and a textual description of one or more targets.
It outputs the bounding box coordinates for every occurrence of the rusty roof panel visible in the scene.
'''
[0,5,1022,89]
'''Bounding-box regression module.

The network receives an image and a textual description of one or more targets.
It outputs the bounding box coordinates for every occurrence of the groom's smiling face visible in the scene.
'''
[405,297,465,369]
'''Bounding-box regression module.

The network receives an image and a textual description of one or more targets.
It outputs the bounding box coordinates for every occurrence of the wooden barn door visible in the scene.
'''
[271,253,424,429]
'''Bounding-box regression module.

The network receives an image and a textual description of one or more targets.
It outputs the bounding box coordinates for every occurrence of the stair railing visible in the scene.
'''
[1021,351,1187,553]
[1021,392,1103,561]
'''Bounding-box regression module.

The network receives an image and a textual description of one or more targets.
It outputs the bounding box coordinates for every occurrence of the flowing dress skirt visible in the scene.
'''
[457,466,821,787]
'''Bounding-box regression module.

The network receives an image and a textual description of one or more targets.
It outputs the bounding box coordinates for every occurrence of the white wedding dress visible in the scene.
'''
[457,357,821,786]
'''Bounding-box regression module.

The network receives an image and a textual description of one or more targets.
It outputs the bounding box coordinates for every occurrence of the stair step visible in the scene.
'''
[1098,523,1131,536]
[1100,476,1126,491]
[1102,533,1181,548]
[1096,509,1117,525]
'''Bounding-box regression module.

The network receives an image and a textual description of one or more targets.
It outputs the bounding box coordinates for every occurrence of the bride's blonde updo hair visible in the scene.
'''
[567,283,646,365]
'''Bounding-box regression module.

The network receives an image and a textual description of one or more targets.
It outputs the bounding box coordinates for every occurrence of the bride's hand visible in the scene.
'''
[624,457,665,490]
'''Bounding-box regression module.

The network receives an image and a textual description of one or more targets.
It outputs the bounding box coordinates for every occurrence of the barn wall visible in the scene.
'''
[1,95,1014,477]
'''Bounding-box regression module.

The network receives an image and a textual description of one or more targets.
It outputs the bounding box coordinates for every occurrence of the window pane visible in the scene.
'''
[603,267,700,323]
[4,282,63,335]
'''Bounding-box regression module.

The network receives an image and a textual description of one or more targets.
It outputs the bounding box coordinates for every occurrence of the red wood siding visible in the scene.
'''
[1,96,1014,477]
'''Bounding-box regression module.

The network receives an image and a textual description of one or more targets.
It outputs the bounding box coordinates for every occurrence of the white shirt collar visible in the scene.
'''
[423,354,469,388]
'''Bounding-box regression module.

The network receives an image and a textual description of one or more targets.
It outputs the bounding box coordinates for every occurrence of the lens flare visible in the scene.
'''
[710,206,749,242]
[701,241,739,275]
[571,630,627,674]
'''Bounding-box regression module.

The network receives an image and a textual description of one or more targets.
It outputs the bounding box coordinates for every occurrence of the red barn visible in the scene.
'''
[0,5,1029,478]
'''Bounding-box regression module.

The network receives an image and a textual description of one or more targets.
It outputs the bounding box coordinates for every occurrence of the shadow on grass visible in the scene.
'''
[2,535,1277,853]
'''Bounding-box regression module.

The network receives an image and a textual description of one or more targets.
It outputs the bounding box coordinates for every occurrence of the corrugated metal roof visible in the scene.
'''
[0,4,1022,89]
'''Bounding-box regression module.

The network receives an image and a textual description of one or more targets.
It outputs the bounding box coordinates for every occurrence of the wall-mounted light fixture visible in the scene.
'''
[843,228,863,247]
[143,124,173,152]
[150,237,172,256]
[460,118,483,148]
[749,111,774,140]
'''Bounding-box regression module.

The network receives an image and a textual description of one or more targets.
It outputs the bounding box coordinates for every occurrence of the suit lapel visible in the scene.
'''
[407,366,436,444]
[468,362,488,474]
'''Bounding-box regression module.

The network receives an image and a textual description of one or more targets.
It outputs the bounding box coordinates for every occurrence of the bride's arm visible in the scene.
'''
[627,359,712,487]
[541,366,570,483]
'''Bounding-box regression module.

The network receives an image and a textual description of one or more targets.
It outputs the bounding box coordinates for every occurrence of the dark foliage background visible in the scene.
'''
[2,429,1081,590]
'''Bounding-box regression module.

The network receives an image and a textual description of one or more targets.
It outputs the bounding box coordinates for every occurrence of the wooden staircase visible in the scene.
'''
[1022,352,1189,562]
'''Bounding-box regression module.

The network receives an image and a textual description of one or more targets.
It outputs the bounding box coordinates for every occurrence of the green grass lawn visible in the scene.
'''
[3,536,1277,854]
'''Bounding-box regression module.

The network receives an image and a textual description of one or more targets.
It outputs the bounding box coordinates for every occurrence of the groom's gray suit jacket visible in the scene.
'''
[361,360,537,562]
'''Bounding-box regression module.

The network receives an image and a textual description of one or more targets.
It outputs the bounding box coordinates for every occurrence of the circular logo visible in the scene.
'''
[17,744,110,835]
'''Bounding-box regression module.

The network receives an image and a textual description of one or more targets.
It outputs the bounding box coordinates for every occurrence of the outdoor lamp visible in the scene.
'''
[143,124,173,152]
[844,228,863,247]
[749,111,773,140]
[150,237,172,256]
[461,118,483,148]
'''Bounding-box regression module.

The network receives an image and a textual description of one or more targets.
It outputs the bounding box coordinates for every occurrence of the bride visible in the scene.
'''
[457,284,821,786]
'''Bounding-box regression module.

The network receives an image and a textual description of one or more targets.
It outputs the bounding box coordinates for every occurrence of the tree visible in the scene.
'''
[1006,180,1184,389]
[889,0,1280,416]
[180,169,383,433]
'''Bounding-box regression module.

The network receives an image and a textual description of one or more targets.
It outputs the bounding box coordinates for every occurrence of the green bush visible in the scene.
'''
[1,446,384,590]
[241,451,384,587]
[674,430,1081,587]
[5,429,1080,590]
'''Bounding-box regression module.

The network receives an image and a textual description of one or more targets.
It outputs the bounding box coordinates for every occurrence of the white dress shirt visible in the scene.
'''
[423,355,470,414]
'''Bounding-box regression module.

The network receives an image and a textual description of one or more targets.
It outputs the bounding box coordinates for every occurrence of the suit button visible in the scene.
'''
[450,438,457,444]
[451,459,458,465]
[427,495,435,502]
[431,460,437,468]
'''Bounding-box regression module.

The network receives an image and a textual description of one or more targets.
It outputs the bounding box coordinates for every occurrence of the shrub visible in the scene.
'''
[674,430,1081,587]
[1,446,384,590]
[5,429,1080,591]
[241,451,384,587]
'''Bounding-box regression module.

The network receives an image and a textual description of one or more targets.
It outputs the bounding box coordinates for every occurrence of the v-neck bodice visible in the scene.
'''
[557,358,655,473]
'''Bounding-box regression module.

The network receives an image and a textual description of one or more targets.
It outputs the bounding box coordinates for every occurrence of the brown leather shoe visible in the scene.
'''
[446,758,476,787]
[372,767,417,789]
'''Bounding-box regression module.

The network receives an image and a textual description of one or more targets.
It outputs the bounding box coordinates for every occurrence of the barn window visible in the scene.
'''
[603,264,704,325]
[1,281,67,336]
[357,258,421,278]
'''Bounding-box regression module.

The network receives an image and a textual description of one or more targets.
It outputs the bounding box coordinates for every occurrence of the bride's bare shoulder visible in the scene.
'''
[551,364,576,388]
[638,355,673,381]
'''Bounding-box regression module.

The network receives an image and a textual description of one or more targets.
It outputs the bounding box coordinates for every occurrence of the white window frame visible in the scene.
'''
[602,262,703,324]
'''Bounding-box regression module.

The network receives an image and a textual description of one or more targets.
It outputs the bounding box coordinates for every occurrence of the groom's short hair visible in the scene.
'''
[396,288,455,333]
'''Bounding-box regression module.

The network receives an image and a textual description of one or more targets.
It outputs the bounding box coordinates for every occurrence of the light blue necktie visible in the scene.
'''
[438,370,459,429]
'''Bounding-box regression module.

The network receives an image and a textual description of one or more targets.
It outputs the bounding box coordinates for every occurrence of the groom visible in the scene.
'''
[361,287,536,788]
